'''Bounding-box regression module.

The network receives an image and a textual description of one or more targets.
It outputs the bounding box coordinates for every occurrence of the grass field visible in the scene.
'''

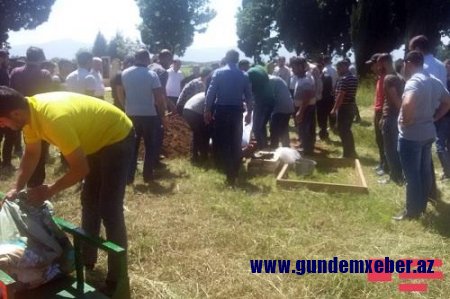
[2,83,450,298]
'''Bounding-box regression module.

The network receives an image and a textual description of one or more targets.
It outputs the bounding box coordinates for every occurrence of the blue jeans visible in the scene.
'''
[435,116,450,177]
[298,104,316,155]
[398,137,434,216]
[81,130,134,283]
[253,103,274,149]
[128,115,159,182]
[382,115,403,183]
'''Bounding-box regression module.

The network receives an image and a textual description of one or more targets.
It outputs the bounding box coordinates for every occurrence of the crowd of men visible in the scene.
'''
[0,33,450,294]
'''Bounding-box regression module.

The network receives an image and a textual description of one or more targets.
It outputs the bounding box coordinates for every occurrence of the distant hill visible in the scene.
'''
[8,39,90,60]
[7,39,291,63]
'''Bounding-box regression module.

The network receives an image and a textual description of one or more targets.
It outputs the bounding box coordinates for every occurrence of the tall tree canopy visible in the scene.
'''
[236,0,450,75]
[236,0,281,63]
[136,0,216,56]
[0,0,56,47]
[92,31,108,57]
[108,32,142,60]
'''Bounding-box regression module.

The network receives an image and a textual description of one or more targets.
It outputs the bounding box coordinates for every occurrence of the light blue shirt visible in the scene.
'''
[205,63,252,112]
[424,54,447,88]
[399,71,449,141]
[121,65,161,116]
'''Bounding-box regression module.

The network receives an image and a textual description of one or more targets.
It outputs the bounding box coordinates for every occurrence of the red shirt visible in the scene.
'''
[374,74,385,111]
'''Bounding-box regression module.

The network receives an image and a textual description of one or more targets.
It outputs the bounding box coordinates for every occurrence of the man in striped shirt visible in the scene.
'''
[331,59,358,158]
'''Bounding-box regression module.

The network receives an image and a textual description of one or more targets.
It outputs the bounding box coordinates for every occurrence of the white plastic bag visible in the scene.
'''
[275,147,301,164]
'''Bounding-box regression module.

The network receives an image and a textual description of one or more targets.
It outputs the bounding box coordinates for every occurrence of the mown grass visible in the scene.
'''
[2,83,450,298]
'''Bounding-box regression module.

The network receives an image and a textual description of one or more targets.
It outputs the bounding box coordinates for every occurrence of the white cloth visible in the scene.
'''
[424,54,447,88]
[65,68,96,95]
[166,68,184,97]
[90,70,105,97]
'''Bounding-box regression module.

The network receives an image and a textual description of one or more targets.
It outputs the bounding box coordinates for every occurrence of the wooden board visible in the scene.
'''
[276,158,369,194]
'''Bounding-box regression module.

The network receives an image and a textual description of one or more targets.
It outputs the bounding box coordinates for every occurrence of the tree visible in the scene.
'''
[278,0,355,59]
[0,0,56,47]
[236,0,281,63]
[136,0,216,56]
[236,0,356,62]
[92,31,108,57]
[351,0,404,75]
[108,32,143,60]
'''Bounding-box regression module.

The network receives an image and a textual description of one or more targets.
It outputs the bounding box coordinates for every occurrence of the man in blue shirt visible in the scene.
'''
[205,49,253,185]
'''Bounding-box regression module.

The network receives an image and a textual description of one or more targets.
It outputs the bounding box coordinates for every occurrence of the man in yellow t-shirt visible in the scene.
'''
[0,87,134,291]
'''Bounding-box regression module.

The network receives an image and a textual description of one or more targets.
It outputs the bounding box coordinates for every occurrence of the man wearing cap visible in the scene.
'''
[331,59,358,158]
[378,53,404,185]
[393,51,450,220]
[366,53,388,176]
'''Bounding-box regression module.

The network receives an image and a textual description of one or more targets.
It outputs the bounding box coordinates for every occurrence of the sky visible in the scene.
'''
[7,0,241,51]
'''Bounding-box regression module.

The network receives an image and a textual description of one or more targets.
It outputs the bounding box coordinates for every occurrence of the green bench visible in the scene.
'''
[0,196,130,299]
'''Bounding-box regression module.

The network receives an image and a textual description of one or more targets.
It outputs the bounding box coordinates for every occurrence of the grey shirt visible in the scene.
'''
[399,71,449,141]
[269,75,294,114]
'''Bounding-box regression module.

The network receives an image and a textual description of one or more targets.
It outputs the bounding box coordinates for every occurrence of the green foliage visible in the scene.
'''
[236,0,281,63]
[278,0,355,58]
[92,31,108,57]
[237,0,450,74]
[0,0,56,47]
[108,32,143,60]
[136,0,216,56]
[351,0,404,76]
[236,0,356,61]
[436,43,450,61]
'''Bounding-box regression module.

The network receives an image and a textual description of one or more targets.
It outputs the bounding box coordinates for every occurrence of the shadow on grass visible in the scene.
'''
[354,119,372,127]
[134,181,177,195]
[422,199,450,238]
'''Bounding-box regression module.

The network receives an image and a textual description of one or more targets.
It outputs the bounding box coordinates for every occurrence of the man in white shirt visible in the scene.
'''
[65,51,96,96]
[322,55,338,90]
[166,59,184,106]
[90,57,105,99]
[273,56,291,86]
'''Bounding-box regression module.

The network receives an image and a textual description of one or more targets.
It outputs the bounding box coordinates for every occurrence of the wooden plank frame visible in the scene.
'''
[276,157,369,194]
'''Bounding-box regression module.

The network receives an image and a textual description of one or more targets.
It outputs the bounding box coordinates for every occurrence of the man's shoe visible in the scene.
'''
[440,174,450,181]
[392,211,420,221]
[377,177,390,184]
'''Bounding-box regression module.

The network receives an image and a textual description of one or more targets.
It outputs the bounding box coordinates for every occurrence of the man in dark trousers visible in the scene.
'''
[205,49,253,185]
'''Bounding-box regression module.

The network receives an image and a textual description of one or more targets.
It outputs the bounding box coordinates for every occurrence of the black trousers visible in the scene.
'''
[213,106,243,180]
[0,128,17,166]
[374,110,388,171]
[270,113,291,148]
[316,97,334,139]
[337,104,357,158]
[183,109,211,161]
[28,141,50,187]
